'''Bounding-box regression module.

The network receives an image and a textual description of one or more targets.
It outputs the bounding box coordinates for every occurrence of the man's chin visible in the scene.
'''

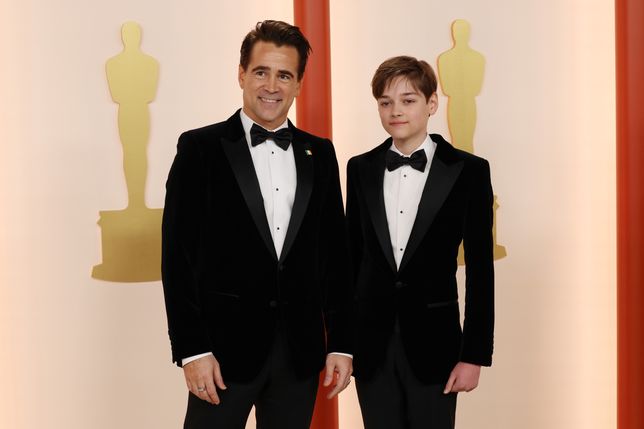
[256,115,286,129]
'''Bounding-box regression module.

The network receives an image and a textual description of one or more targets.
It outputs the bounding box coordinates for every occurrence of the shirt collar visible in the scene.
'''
[240,109,289,146]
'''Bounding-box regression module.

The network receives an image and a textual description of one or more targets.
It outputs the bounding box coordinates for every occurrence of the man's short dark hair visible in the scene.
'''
[240,20,312,81]
[371,56,438,101]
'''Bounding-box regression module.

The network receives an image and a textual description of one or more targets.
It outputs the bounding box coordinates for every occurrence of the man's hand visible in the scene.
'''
[183,354,227,405]
[322,354,353,399]
[443,362,481,394]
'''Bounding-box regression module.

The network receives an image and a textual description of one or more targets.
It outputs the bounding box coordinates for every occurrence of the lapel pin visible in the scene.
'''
[305,149,312,156]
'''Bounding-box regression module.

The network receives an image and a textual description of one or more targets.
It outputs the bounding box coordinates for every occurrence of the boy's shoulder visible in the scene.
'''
[348,133,491,170]
[348,138,392,165]
[429,133,490,167]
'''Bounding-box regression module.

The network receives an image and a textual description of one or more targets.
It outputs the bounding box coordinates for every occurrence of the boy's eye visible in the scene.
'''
[403,99,416,104]
[255,71,266,77]
[279,74,291,81]
[379,101,390,107]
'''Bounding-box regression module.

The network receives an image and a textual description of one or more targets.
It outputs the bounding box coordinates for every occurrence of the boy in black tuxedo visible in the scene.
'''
[346,56,494,429]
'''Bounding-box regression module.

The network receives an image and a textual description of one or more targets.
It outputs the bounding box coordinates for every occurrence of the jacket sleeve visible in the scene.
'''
[345,157,363,289]
[461,158,495,366]
[161,132,212,366]
[319,140,354,355]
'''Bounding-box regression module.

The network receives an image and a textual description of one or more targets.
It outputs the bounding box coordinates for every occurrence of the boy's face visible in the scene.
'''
[377,77,437,150]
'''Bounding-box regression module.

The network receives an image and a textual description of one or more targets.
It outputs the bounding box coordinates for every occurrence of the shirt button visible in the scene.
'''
[276,188,279,191]
[400,210,403,214]
[399,248,403,252]
[277,227,280,231]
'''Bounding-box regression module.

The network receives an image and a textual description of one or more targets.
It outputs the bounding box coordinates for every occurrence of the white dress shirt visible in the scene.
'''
[383,135,436,269]
[240,110,297,258]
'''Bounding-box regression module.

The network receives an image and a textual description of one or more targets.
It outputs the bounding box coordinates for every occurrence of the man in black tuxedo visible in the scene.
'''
[346,56,494,429]
[162,20,353,429]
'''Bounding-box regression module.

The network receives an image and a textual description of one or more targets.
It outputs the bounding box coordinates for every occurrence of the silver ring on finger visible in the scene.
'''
[197,386,206,392]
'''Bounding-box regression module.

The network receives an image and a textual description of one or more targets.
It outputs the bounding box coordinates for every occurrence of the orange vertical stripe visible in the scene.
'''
[616,0,644,428]
[293,1,338,429]
[294,0,333,139]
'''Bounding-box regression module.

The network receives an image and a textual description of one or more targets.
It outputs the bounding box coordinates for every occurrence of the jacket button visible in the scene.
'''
[395,281,405,289]
[269,300,278,308]
[278,264,285,272]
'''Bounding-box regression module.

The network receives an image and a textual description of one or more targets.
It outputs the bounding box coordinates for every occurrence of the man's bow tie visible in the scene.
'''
[250,123,292,150]
[385,149,427,172]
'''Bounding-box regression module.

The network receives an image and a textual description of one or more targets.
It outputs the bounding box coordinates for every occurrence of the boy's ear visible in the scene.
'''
[428,92,439,115]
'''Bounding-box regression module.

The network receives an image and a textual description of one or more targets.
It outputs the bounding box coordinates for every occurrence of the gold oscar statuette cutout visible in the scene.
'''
[437,19,506,264]
[92,22,163,282]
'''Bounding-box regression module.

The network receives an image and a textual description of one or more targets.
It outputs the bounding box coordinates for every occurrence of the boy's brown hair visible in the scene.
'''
[371,56,437,101]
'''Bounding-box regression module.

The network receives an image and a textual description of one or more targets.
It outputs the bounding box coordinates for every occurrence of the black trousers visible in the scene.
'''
[356,332,457,429]
[184,331,319,429]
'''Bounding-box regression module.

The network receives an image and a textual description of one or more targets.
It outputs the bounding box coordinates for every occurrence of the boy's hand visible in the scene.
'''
[443,362,481,394]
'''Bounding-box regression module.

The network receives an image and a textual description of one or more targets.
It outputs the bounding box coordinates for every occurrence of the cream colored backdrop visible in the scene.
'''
[0,1,615,428]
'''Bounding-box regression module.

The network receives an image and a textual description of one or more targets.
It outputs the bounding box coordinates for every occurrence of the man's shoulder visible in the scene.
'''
[181,114,238,141]
[175,122,227,158]
[291,126,329,146]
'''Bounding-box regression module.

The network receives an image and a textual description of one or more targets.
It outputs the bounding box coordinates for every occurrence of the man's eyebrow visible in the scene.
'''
[250,65,295,78]
[251,65,270,73]
[277,69,295,77]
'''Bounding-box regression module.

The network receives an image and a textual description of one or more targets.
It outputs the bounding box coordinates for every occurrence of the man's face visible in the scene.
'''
[377,77,437,151]
[239,41,301,130]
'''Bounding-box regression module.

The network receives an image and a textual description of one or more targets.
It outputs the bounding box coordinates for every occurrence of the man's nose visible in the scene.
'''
[265,75,278,92]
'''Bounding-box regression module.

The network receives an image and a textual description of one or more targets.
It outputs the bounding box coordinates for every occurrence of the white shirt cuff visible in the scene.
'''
[182,351,351,366]
[329,352,353,359]
[181,352,213,366]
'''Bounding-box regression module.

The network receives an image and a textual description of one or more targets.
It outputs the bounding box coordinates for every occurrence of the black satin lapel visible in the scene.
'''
[221,136,278,261]
[398,156,463,271]
[360,150,397,272]
[280,139,313,262]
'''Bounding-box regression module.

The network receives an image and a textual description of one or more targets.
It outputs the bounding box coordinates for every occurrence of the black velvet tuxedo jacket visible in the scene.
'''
[162,110,352,382]
[346,134,494,384]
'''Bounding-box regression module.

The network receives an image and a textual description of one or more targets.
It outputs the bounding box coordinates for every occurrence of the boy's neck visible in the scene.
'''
[392,134,427,156]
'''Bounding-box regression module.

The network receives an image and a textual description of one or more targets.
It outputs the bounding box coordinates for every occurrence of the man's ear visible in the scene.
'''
[238,65,246,89]
[294,77,303,97]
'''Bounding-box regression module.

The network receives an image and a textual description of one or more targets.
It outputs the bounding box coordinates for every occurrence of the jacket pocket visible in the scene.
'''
[425,299,458,309]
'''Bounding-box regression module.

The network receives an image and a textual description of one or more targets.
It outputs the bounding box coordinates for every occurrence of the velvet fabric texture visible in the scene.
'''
[162,110,352,382]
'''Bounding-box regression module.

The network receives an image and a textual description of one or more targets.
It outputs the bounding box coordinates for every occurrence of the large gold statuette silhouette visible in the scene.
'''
[92,22,162,282]
[437,19,506,263]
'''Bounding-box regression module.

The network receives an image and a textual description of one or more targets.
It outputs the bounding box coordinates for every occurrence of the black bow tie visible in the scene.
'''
[250,123,292,150]
[385,149,427,172]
